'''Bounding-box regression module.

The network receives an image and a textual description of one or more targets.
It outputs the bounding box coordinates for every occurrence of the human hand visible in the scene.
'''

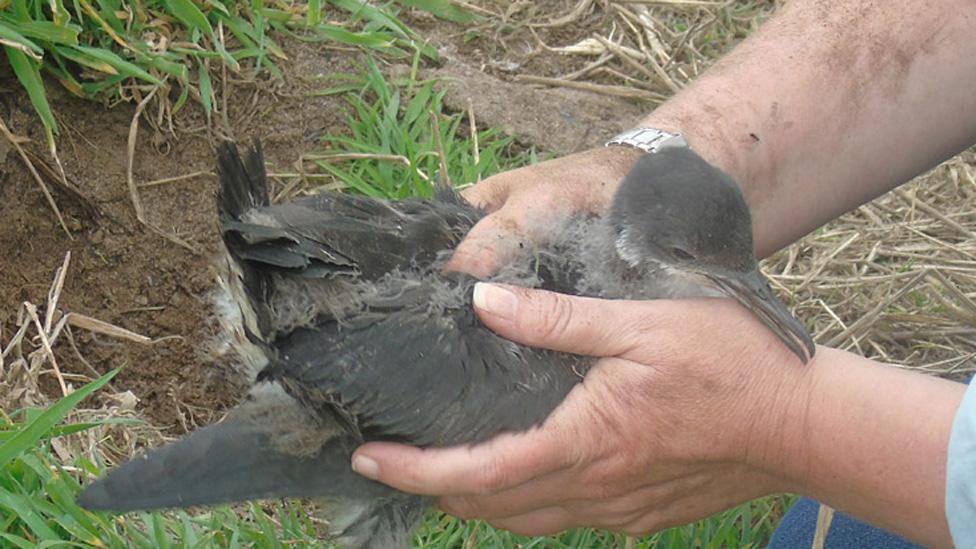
[352,283,811,535]
[447,147,643,277]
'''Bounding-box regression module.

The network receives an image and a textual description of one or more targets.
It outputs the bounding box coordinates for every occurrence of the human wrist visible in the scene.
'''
[726,344,816,487]
[751,347,964,546]
[637,108,763,198]
[637,101,787,257]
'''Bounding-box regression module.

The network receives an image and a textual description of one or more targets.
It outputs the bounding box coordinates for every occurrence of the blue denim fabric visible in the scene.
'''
[768,497,924,549]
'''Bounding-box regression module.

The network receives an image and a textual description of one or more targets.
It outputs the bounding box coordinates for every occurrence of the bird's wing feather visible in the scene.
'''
[229,199,480,278]
[76,384,395,512]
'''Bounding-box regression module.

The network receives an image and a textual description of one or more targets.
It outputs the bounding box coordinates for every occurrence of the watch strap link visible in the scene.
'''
[605,128,688,154]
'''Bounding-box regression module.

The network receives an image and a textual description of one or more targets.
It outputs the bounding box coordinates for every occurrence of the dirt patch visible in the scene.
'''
[0,40,365,433]
[1,86,228,433]
[403,0,619,83]
[418,57,643,155]
[403,0,775,104]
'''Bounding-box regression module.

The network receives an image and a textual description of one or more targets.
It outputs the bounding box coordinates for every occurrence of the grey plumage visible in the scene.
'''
[77,142,814,547]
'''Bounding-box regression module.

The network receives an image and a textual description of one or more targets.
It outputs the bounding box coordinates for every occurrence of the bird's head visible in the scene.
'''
[610,147,815,363]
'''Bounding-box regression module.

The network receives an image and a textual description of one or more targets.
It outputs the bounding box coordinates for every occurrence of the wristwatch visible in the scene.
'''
[605,128,688,154]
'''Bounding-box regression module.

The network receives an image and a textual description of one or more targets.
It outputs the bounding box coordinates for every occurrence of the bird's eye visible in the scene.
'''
[670,247,696,261]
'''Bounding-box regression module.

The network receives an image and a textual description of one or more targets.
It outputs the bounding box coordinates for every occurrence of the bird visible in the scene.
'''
[77,141,814,548]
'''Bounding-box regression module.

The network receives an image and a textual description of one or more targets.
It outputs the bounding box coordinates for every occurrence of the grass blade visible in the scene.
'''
[306,0,321,26]
[0,18,80,45]
[71,45,164,84]
[197,59,213,121]
[165,0,215,38]
[53,44,120,74]
[0,368,119,469]
[395,0,473,23]
[331,0,412,38]
[4,45,57,148]
[0,533,37,549]
[0,20,44,54]
[0,492,60,541]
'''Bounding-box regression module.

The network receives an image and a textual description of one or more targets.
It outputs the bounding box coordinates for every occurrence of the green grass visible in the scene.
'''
[412,497,794,548]
[307,54,535,198]
[0,0,459,156]
[1,370,332,547]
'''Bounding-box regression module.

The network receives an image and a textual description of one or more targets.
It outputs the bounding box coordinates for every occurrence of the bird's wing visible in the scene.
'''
[218,144,481,281]
[216,143,483,339]
[266,276,592,447]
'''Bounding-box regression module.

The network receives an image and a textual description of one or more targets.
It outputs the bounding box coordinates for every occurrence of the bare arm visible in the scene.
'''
[760,347,964,547]
[451,0,976,273]
[641,0,976,256]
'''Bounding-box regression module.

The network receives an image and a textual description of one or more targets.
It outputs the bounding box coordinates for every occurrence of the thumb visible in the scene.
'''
[472,283,658,357]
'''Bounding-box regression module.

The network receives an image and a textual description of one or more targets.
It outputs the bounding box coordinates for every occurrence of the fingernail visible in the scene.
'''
[352,454,379,480]
[473,282,517,320]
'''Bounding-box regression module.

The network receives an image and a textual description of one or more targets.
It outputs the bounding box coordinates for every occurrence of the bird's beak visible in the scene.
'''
[704,268,815,363]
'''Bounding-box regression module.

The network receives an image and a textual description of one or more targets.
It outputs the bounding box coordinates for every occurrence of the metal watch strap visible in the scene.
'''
[605,128,688,154]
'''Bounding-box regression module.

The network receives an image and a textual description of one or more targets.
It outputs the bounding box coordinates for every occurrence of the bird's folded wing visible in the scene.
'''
[269,289,591,448]
[224,196,481,279]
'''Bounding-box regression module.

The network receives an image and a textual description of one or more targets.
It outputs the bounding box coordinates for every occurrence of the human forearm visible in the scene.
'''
[453,0,976,276]
[642,0,976,256]
[758,347,966,548]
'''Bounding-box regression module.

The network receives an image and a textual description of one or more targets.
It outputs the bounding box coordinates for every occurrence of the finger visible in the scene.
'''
[439,466,574,520]
[472,283,662,357]
[448,190,573,276]
[486,506,576,537]
[459,167,521,212]
[452,179,586,276]
[444,212,528,277]
[440,431,678,523]
[352,427,576,497]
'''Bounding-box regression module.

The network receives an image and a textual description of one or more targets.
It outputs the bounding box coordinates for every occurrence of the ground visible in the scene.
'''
[1,0,974,496]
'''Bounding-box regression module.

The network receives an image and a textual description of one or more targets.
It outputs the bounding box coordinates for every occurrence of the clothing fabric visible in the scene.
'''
[768,497,923,548]
[948,379,976,548]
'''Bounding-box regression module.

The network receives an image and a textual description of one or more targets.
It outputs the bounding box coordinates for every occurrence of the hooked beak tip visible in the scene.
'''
[707,270,815,364]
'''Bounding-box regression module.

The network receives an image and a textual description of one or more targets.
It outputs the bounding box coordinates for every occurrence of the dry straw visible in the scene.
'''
[767,155,976,380]
[1,252,167,469]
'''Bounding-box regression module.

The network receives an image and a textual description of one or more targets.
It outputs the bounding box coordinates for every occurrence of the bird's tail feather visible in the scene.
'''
[215,141,275,342]
[77,384,426,547]
[217,141,269,221]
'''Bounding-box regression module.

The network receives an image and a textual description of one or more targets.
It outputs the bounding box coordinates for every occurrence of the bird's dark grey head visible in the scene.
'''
[609,147,815,363]
[610,147,754,274]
